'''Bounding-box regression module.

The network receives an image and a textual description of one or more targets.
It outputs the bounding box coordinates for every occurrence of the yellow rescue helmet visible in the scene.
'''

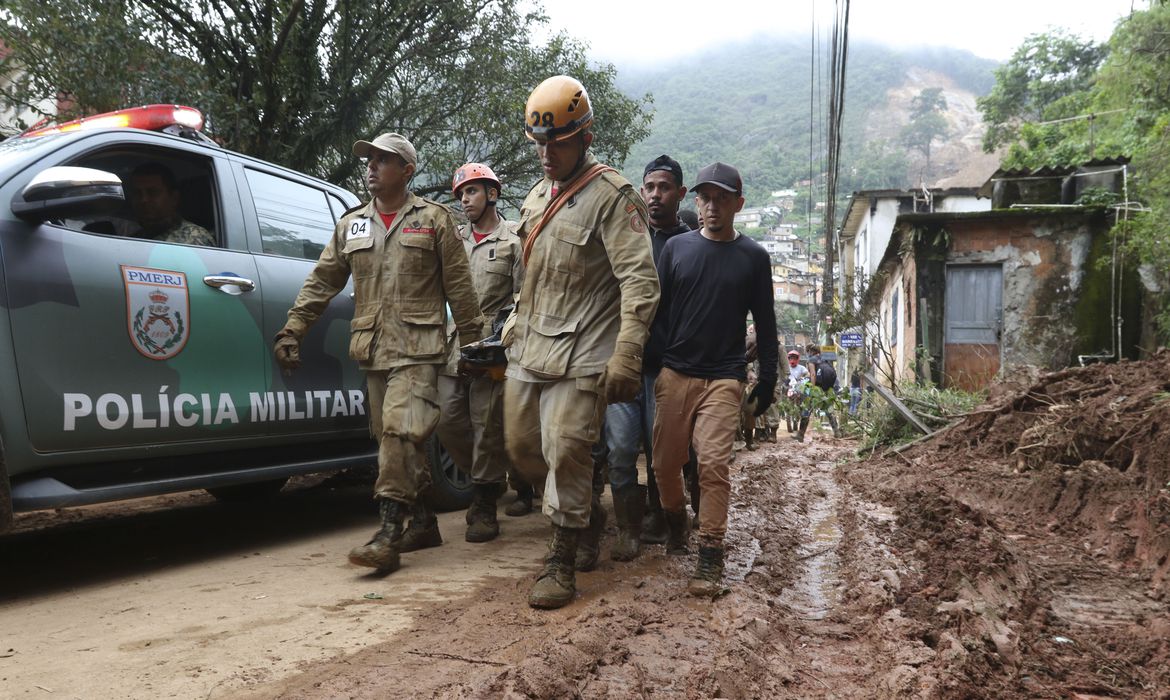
[524,75,594,144]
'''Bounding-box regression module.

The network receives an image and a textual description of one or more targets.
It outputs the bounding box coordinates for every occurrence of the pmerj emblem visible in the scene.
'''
[121,265,190,359]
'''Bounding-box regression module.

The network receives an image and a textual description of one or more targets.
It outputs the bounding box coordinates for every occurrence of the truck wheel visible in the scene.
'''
[423,435,473,512]
[206,477,289,502]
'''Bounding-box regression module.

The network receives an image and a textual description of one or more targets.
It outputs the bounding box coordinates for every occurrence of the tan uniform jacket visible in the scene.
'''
[440,216,524,376]
[507,153,659,381]
[285,193,484,370]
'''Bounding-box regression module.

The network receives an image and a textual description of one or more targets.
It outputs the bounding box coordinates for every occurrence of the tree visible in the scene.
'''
[1093,3,1170,337]
[976,30,1106,154]
[0,0,652,203]
[901,87,949,174]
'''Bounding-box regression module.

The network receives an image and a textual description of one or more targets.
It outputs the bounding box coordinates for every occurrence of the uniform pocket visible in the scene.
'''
[519,313,580,379]
[401,308,445,357]
[343,236,377,279]
[349,313,378,362]
[548,222,590,277]
[404,378,441,443]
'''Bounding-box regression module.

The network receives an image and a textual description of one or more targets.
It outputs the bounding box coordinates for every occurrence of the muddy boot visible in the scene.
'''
[399,501,442,552]
[643,472,668,544]
[664,509,690,555]
[575,495,607,571]
[829,414,841,438]
[611,484,645,562]
[348,498,405,573]
[529,525,580,609]
[504,481,534,517]
[793,416,809,443]
[687,545,726,597]
[465,483,501,543]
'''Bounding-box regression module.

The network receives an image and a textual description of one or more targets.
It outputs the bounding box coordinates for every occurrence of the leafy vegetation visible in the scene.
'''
[976,3,1170,338]
[0,0,651,204]
[901,87,949,173]
[853,383,985,452]
[616,39,997,206]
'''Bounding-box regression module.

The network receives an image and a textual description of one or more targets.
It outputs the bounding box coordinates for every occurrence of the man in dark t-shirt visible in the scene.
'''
[651,162,779,597]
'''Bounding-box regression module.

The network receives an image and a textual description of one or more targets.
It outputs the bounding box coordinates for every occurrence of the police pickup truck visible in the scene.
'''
[0,105,470,533]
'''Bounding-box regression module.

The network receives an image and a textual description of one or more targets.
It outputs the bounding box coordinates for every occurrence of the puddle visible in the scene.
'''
[782,460,844,620]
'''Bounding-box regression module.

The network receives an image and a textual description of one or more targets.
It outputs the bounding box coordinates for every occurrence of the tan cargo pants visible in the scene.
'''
[504,374,605,529]
[652,366,742,544]
[366,364,440,504]
[436,374,508,484]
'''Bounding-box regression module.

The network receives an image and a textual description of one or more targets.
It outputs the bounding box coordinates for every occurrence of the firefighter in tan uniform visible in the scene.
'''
[274,133,484,575]
[435,163,524,543]
[504,76,660,609]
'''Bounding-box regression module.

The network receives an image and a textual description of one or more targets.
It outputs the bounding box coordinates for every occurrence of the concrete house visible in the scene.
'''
[861,159,1143,390]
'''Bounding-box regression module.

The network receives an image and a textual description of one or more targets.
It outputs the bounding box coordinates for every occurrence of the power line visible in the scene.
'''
[822,0,849,324]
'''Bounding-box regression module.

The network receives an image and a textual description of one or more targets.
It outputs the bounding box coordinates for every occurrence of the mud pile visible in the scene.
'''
[937,351,1170,593]
[845,351,1170,698]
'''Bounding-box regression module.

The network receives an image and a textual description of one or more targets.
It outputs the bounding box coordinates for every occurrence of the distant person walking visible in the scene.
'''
[805,344,841,438]
[651,162,778,597]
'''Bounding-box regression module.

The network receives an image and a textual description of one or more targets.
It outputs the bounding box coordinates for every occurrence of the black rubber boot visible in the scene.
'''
[465,483,501,543]
[528,525,580,609]
[575,455,608,571]
[794,416,810,442]
[505,480,534,517]
[611,484,645,562]
[575,495,607,571]
[399,500,442,552]
[642,473,668,544]
[687,545,726,597]
[664,509,690,555]
[347,498,406,573]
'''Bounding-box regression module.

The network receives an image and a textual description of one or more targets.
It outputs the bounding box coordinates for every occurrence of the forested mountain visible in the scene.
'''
[614,39,999,205]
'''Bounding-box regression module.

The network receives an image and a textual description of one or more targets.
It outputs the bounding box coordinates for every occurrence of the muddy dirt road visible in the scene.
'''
[4,365,1169,700]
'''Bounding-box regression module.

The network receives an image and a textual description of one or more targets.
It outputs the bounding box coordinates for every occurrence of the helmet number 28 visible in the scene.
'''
[530,111,555,128]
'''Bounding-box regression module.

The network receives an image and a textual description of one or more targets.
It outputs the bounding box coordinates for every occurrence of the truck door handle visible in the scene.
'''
[203,274,256,294]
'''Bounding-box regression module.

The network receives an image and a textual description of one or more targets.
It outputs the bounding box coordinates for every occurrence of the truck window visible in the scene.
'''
[245,168,334,261]
[62,149,219,247]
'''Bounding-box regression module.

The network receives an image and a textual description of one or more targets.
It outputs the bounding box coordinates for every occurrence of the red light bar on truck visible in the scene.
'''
[21,105,204,138]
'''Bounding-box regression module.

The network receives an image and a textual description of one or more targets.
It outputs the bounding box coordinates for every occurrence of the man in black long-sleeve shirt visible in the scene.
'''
[602,155,692,563]
[651,161,778,597]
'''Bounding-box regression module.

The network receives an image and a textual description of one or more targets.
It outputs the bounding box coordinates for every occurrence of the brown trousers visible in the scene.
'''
[366,364,440,504]
[504,375,605,529]
[436,374,508,484]
[651,366,742,544]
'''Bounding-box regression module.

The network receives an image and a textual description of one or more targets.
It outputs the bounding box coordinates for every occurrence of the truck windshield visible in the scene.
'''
[0,133,66,170]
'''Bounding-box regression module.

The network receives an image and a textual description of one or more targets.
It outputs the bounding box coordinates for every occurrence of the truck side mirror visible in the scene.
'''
[11,166,124,223]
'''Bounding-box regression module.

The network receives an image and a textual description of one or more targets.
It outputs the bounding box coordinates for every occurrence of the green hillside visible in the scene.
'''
[614,39,998,206]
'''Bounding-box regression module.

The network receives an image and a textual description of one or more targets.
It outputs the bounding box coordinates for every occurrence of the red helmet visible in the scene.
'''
[452,162,501,198]
[787,350,801,359]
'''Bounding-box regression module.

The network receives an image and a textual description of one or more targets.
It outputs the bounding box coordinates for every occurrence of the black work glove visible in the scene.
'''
[747,378,776,417]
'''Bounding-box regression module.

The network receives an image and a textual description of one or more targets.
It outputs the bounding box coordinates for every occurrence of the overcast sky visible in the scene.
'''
[537,0,1142,67]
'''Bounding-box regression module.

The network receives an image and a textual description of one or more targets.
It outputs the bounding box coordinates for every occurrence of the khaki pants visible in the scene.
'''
[504,375,605,529]
[436,374,508,485]
[366,364,440,504]
[652,366,742,544]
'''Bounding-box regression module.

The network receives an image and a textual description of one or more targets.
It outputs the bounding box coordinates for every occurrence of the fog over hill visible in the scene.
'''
[612,39,1000,204]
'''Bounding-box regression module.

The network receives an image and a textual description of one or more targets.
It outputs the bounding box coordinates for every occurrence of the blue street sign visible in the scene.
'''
[839,332,863,348]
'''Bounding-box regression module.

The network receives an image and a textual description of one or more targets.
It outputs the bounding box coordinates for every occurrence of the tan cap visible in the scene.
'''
[352,132,417,166]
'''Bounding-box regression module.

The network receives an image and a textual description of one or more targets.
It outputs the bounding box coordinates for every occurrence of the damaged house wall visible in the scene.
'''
[868,207,1140,391]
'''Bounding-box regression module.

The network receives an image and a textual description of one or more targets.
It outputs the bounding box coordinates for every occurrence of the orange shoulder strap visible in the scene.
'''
[521,164,614,265]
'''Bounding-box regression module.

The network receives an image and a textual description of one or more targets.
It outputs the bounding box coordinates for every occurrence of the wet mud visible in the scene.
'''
[228,351,1170,698]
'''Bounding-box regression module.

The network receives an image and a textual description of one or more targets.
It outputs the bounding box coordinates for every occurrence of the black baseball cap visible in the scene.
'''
[694,162,742,195]
[643,154,684,186]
